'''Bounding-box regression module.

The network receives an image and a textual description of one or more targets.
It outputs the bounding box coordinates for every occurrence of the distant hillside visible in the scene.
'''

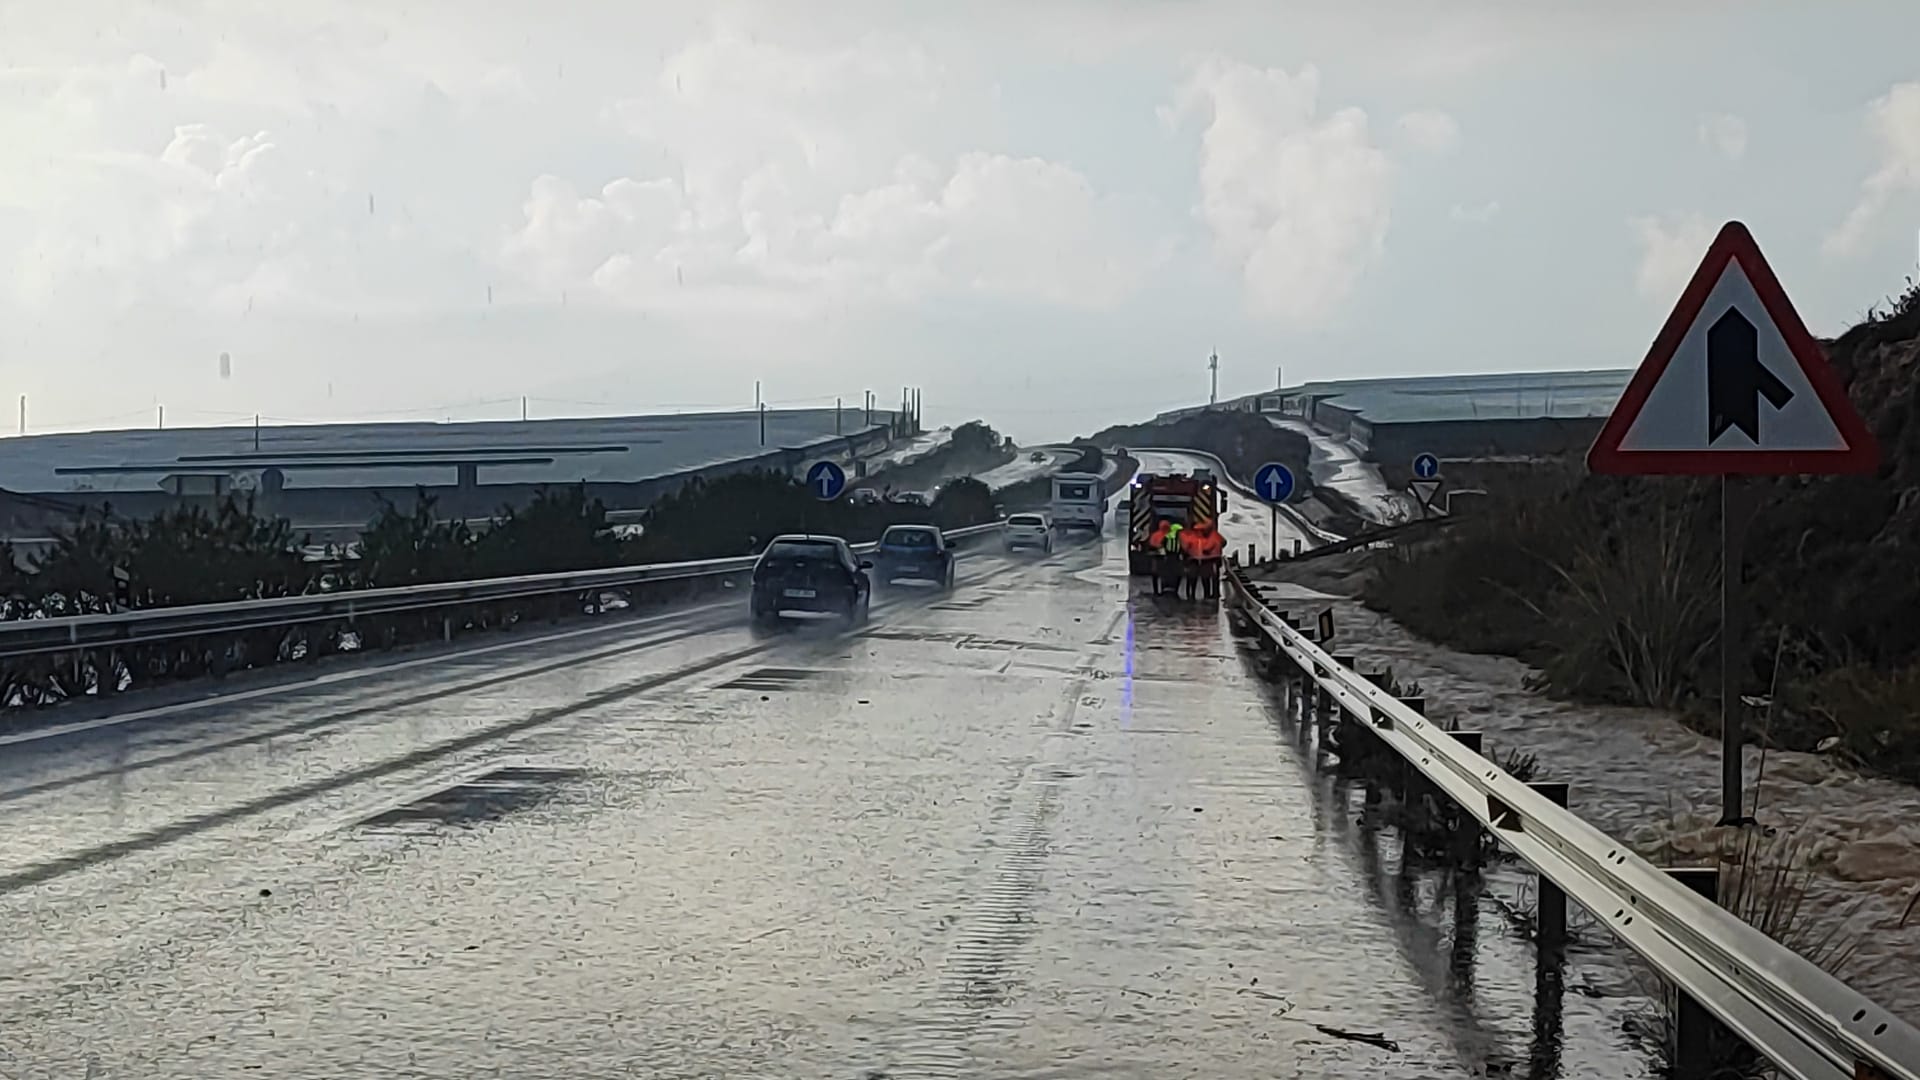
[1083,410,1313,493]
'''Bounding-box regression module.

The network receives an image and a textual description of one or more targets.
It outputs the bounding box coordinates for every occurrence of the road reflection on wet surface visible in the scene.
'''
[0,538,1651,1078]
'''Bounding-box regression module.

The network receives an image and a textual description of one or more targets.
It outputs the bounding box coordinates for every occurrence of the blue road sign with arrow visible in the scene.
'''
[806,460,848,501]
[1253,462,1295,503]
[1412,452,1440,480]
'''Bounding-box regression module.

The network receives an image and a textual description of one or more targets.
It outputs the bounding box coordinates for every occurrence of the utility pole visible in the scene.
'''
[1208,351,1219,406]
[835,396,842,435]
[16,395,23,435]
[521,396,528,422]
[157,404,165,430]
[253,414,261,451]
[756,380,765,446]
[865,390,873,427]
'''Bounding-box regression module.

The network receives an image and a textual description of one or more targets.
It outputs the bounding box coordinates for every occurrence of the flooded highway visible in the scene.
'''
[0,537,1649,1078]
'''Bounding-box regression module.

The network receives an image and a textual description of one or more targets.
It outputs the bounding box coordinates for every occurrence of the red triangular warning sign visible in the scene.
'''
[1587,221,1880,476]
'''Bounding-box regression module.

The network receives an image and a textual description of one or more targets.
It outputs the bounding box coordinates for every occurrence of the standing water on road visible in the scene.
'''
[0,537,1648,1077]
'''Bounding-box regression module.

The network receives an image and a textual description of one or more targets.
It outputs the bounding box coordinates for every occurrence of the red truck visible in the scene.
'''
[1124,469,1221,575]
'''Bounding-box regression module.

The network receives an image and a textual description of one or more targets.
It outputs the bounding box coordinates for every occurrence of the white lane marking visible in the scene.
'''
[0,600,733,748]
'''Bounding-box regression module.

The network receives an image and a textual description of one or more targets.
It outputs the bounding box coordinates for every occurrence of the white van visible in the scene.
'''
[1048,473,1106,534]
[1004,512,1053,553]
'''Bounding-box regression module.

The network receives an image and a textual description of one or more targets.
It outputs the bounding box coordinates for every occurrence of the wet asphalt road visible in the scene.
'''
[0,537,1647,1078]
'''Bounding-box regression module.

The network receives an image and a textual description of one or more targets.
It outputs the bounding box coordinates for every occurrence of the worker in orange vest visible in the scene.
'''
[1179,521,1208,599]
[1197,522,1226,598]
[1146,518,1171,594]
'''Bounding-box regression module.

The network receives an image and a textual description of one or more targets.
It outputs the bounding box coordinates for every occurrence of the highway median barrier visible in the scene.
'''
[0,520,1007,713]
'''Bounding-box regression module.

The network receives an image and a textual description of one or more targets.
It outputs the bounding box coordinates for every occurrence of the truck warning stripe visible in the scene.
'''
[1129,492,1152,541]
[1189,488,1218,531]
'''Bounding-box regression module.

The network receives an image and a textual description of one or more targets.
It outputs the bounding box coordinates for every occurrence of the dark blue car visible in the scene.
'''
[874,524,954,592]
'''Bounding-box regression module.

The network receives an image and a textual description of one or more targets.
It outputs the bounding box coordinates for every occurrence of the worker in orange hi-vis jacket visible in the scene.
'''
[1196,522,1227,599]
[1178,521,1208,599]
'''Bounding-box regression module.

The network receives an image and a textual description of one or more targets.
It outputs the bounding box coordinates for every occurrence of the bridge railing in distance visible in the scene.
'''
[0,521,1007,662]
[1222,562,1920,1080]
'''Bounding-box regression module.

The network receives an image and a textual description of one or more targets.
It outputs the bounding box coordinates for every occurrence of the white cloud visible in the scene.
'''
[1826,81,1920,258]
[1396,110,1461,155]
[1168,57,1393,327]
[1449,200,1501,224]
[5,13,1169,327]
[505,152,1167,313]
[1630,212,1717,302]
[1697,112,1748,161]
[501,27,1167,314]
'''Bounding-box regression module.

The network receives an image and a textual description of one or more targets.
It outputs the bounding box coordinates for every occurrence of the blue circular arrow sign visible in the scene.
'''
[1252,461,1295,503]
[1412,452,1440,480]
[806,460,848,501]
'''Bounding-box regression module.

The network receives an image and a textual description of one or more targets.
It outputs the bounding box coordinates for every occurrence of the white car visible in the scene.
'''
[1004,512,1053,553]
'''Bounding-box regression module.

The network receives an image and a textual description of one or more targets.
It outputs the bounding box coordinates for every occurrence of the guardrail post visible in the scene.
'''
[1398,695,1428,818]
[442,614,453,643]
[1666,866,1727,1078]
[1446,730,1485,866]
[1278,615,1304,712]
[1529,782,1570,952]
[1292,538,1301,557]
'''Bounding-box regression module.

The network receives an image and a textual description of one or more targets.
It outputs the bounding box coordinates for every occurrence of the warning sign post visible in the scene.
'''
[1587,221,1880,825]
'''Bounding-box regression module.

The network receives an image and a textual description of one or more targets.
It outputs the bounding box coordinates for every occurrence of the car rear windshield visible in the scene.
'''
[1057,483,1093,500]
[1008,514,1045,527]
[763,540,839,563]
[882,528,938,548]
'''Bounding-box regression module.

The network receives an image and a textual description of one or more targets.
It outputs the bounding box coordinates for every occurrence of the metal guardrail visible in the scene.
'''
[1238,515,1459,566]
[1224,564,1920,1080]
[0,522,1005,661]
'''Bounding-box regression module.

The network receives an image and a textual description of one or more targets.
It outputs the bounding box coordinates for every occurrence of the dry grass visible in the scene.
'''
[1622,825,1864,1078]
[1715,829,1864,974]
[1535,485,1720,709]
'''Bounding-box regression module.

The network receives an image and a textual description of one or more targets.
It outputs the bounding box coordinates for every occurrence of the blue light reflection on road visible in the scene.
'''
[1120,596,1136,727]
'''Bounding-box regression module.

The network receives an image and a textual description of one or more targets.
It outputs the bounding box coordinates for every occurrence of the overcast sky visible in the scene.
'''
[3,1,1918,443]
